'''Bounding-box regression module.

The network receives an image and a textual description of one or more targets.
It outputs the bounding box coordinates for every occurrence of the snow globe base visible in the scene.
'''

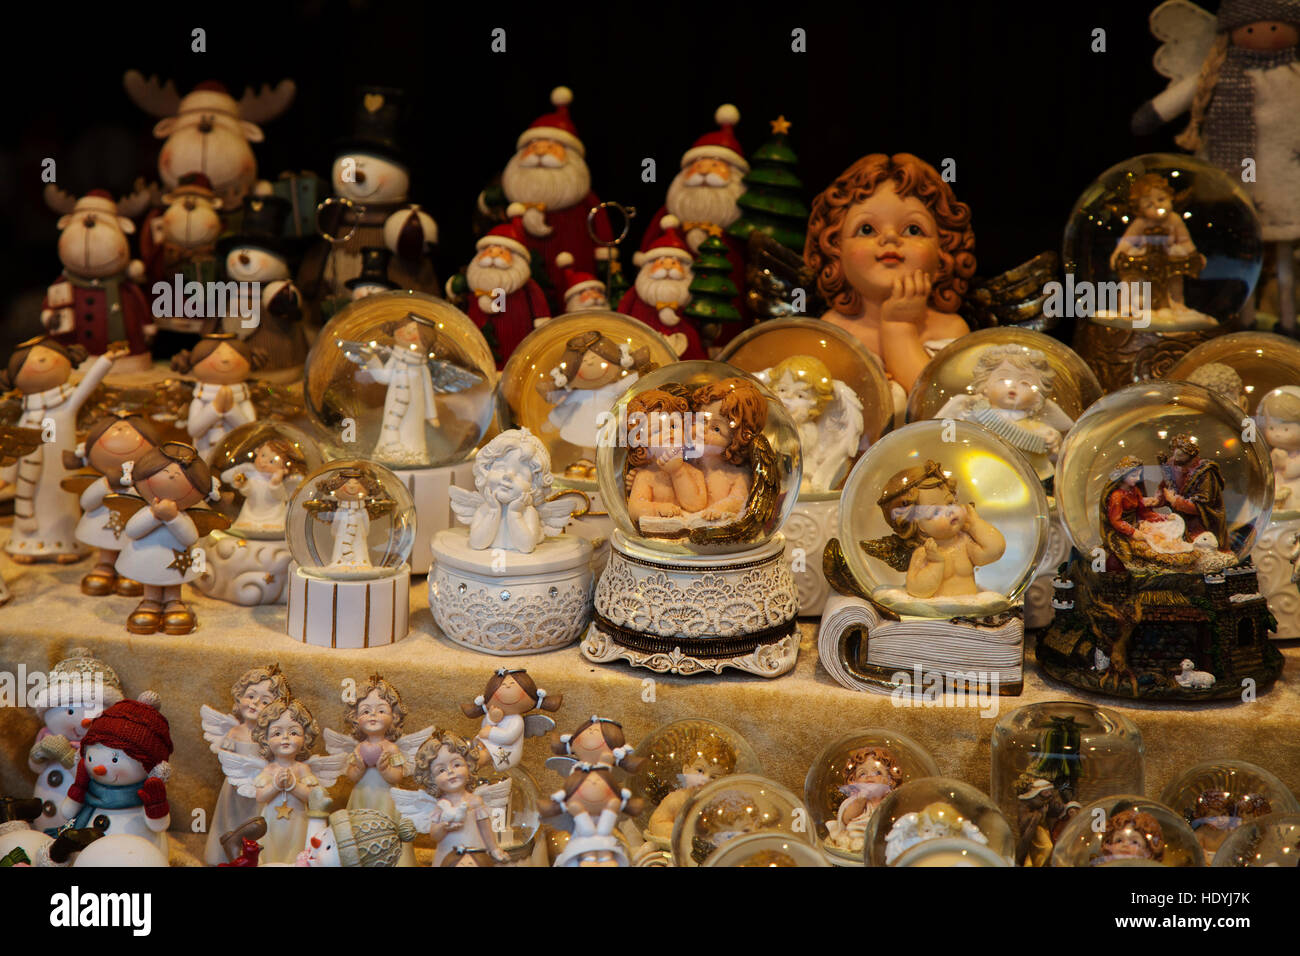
[194,530,293,605]
[1252,512,1300,640]
[428,528,594,655]
[579,530,799,678]
[783,495,839,617]
[1071,319,1222,393]
[1037,553,1283,701]
[398,459,476,575]
[285,561,411,648]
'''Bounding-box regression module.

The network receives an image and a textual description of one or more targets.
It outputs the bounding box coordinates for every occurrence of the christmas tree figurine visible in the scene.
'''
[727,116,809,253]
[685,233,742,345]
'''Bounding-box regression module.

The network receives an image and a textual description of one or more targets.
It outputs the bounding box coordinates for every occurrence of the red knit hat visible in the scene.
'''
[516,87,584,157]
[635,215,693,266]
[681,104,747,172]
[81,692,173,771]
[477,202,531,260]
[556,251,604,302]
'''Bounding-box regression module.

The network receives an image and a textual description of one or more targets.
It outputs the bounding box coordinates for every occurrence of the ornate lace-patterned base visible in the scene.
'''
[783,497,838,617]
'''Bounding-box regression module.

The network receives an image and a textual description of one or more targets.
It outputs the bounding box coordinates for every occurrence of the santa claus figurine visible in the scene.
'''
[460,204,551,365]
[617,215,705,359]
[556,251,609,312]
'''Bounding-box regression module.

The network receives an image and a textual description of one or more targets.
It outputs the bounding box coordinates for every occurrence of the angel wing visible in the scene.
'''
[306,752,351,789]
[59,472,101,495]
[322,728,355,757]
[959,252,1063,333]
[200,704,239,754]
[545,755,578,778]
[740,232,826,320]
[935,394,981,421]
[1037,399,1077,437]
[189,507,232,537]
[216,750,268,798]
[1150,0,1217,82]
[449,485,485,526]
[811,380,865,490]
[396,725,437,765]
[524,715,555,739]
[472,777,513,810]
[537,495,580,538]
[427,360,483,393]
[860,534,914,573]
[103,493,148,524]
[390,787,443,833]
[0,425,43,466]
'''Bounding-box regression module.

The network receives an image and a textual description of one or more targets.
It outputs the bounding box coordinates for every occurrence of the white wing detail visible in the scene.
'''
[809,379,865,491]
[322,727,355,757]
[1150,0,1218,83]
[537,496,578,538]
[397,724,437,765]
[306,752,352,788]
[448,485,485,526]
[216,750,268,798]
[200,704,239,754]
[473,777,513,810]
[391,788,442,833]
[523,714,555,739]
[545,755,578,778]
[1038,399,1077,436]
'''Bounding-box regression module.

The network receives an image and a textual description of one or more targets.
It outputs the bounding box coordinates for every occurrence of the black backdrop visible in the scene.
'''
[1,0,1183,352]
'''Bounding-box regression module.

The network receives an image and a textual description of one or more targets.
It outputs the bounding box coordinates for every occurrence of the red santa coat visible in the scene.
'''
[518,193,613,304]
[616,288,705,360]
[642,205,749,347]
[43,271,153,356]
[467,280,551,367]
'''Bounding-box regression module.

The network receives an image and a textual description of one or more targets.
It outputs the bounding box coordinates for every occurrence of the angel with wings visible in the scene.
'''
[758,354,866,494]
[390,730,512,866]
[300,467,396,574]
[199,664,292,865]
[461,669,562,772]
[323,675,434,868]
[546,715,645,779]
[337,314,483,466]
[449,429,577,554]
[541,763,647,868]
[217,697,349,865]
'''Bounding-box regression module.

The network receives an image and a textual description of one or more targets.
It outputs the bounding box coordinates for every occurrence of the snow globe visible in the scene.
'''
[284,459,416,647]
[497,311,680,572]
[703,832,832,867]
[303,291,495,573]
[804,728,940,865]
[1039,380,1283,700]
[820,418,1048,696]
[907,327,1103,627]
[862,777,1015,866]
[670,774,811,867]
[581,361,803,678]
[195,421,323,606]
[429,427,593,655]
[1064,153,1262,391]
[718,318,893,614]
[1051,795,1205,867]
[991,702,1145,866]
[0,798,52,865]
[1159,760,1299,864]
[1211,813,1300,868]
[892,836,1012,867]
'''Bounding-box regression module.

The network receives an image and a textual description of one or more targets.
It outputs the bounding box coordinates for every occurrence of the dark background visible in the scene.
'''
[0,0,1185,354]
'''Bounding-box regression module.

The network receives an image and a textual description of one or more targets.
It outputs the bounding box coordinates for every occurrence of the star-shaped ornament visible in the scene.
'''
[770,115,792,135]
[167,548,195,575]
[103,511,126,535]
[276,801,294,819]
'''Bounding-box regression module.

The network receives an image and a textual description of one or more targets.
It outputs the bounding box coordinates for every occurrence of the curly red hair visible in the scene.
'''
[805,153,976,316]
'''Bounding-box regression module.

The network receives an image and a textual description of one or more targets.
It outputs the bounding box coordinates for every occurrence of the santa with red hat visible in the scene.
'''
[617,215,705,360]
[555,251,609,312]
[462,203,551,365]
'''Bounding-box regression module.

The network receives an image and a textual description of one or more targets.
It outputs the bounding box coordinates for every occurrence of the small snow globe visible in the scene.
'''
[804,728,940,866]
[670,774,811,868]
[892,836,1012,867]
[209,421,324,539]
[862,778,1015,867]
[471,764,542,861]
[703,832,832,867]
[1211,813,1300,867]
[1166,331,1300,417]
[1159,760,1299,864]
[1051,796,1205,867]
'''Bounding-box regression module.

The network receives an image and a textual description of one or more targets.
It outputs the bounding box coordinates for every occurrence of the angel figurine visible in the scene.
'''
[541,762,647,867]
[171,334,263,463]
[216,696,349,865]
[300,467,396,574]
[460,668,562,771]
[199,663,292,866]
[759,354,865,493]
[390,730,512,866]
[337,313,483,466]
[546,715,645,779]
[323,674,434,868]
[1258,386,1300,508]
[448,429,576,554]
[220,436,307,537]
[824,746,905,854]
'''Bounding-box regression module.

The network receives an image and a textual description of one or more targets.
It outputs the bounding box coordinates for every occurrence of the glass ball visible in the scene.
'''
[838,419,1049,617]
[497,311,680,487]
[804,728,940,865]
[594,360,802,555]
[303,291,496,469]
[1063,152,1262,330]
[1159,760,1299,864]
[207,422,324,539]
[1211,813,1300,867]
[703,832,832,867]
[1056,380,1273,569]
[893,836,1013,867]
[471,766,541,858]
[285,459,415,579]
[1166,332,1300,416]
[717,318,894,498]
[863,777,1014,866]
[1051,795,1205,867]
[670,774,811,867]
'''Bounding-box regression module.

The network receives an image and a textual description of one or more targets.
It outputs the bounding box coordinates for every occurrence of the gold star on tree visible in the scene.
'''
[770,115,792,135]
[167,548,195,575]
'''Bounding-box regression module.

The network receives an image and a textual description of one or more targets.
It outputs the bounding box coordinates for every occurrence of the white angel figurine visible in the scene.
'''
[221,438,306,538]
[448,428,577,555]
[758,354,865,494]
[460,668,562,771]
[391,731,512,866]
[199,664,292,865]
[300,467,396,574]
[540,763,647,868]
[323,675,434,868]
[216,697,348,865]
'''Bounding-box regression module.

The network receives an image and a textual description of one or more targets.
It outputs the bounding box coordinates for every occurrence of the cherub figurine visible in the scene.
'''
[759,354,864,493]
[301,467,396,574]
[884,801,990,864]
[625,388,708,529]
[1256,386,1300,508]
[644,737,738,842]
[199,663,292,865]
[824,746,904,855]
[460,668,562,771]
[541,762,646,867]
[1186,790,1273,862]
[691,378,768,520]
[390,730,512,867]
[1187,362,1247,411]
[337,313,483,466]
[171,334,263,463]
[1095,808,1166,865]
[323,674,434,868]
[220,437,307,537]
[217,697,348,865]
[448,429,576,554]
[547,715,645,779]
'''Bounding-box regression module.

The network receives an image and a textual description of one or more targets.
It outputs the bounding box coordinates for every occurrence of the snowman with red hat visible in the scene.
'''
[617,216,706,360]
[457,204,551,365]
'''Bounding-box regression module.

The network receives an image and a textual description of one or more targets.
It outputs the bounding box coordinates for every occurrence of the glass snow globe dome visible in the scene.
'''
[1051,795,1205,867]
[595,360,802,555]
[717,318,893,500]
[286,459,415,579]
[892,836,1013,867]
[1166,332,1300,416]
[1160,760,1299,864]
[862,777,1015,867]
[1063,152,1262,330]
[703,832,831,867]
[670,774,811,867]
[1211,813,1300,867]
[838,418,1049,618]
[209,421,324,539]
[497,311,680,488]
[303,291,496,469]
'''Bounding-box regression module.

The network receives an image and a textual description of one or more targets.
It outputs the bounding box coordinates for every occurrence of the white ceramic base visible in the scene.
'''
[1024,508,1071,629]
[1253,512,1300,640]
[397,460,476,575]
[783,495,839,617]
[579,531,799,678]
[285,562,410,648]
[428,529,594,655]
[194,531,293,606]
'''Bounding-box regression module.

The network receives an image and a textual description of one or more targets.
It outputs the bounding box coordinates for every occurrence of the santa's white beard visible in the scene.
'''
[635,270,693,325]
[666,171,744,251]
[502,151,592,236]
[467,256,532,305]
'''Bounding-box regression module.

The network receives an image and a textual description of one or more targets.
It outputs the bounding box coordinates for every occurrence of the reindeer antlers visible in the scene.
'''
[116,177,157,220]
[123,69,180,118]
[238,79,296,125]
[43,183,78,215]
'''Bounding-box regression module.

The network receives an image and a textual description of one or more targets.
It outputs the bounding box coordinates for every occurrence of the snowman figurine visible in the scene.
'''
[220,195,307,371]
[296,807,417,867]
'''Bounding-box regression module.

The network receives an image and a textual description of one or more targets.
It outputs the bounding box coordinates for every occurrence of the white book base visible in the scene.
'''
[194,530,293,606]
[394,460,475,575]
[285,562,410,648]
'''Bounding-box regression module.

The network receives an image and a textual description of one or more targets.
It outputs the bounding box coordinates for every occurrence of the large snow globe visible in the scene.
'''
[1159,760,1299,864]
[1051,796,1205,867]
[670,774,811,868]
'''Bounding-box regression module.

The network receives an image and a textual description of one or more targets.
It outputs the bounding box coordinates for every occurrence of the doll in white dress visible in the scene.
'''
[460,668,562,772]
[172,334,262,462]
[541,763,647,867]
[220,437,306,537]
[301,467,396,574]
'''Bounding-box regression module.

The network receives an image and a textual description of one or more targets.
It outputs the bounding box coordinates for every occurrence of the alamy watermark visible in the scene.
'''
[0,666,107,711]
[889,665,1001,718]
[151,276,260,329]
[1042,274,1152,328]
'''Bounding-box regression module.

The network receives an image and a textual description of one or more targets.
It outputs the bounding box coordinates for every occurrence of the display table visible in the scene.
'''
[2,546,1297,861]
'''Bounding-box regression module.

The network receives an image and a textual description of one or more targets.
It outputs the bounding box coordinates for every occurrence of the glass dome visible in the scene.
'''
[1063,152,1262,330]
[594,360,802,555]
[208,421,324,539]
[863,777,1015,866]
[716,318,894,498]
[893,836,1013,867]
[1211,813,1300,867]
[670,774,811,867]
[804,728,941,865]
[1165,332,1300,416]
[303,291,496,469]
[471,765,542,859]
[838,419,1049,617]
[1159,760,1299,864]
[1051,795,1205,867]
[286,459,415,579]
[498,311,680,486]
[1056,380,1273,571]
[1255,386,1300,520]
[703,832,832,867]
